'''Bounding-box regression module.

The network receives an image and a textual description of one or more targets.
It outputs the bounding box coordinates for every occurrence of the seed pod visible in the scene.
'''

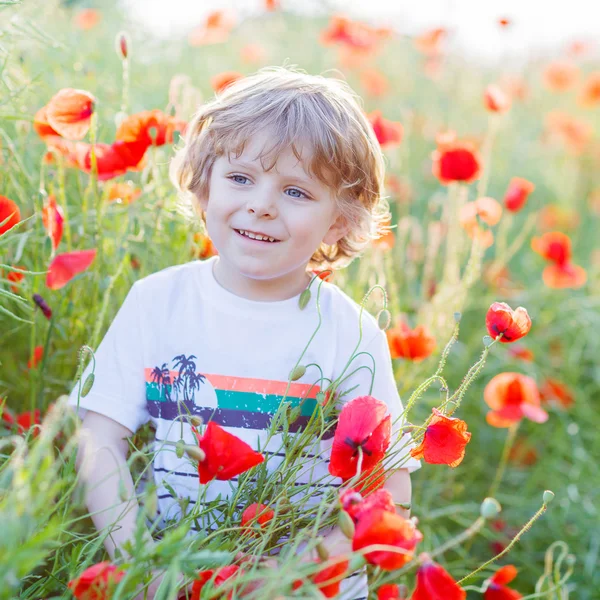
[175,440,185,459]
[184,445,206,462]
[81,374,95,398]
[377,308,391,330]
[289,365,306,381]
[480,497,502,519]
[298,288,311,310]
[543,490,555,505]
[316,538,329,561]
[338,510,355,539]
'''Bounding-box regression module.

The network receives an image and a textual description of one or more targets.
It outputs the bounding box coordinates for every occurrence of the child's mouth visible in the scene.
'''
[234,229,281,244]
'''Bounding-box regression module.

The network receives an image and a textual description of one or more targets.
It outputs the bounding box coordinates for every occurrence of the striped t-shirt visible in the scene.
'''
[67,256,420,598]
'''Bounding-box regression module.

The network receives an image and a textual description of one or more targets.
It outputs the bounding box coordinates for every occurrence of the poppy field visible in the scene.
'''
[1,1,599,599]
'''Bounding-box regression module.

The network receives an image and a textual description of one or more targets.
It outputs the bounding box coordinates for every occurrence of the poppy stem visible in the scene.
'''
[487,421,519,499]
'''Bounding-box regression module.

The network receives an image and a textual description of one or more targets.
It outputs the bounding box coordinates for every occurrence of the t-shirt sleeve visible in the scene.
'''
[335,325,421,474]
[66,281,149,435]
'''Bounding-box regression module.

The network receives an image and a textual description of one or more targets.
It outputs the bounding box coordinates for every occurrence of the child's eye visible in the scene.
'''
[286,187,310,199]
[228,174,250,185]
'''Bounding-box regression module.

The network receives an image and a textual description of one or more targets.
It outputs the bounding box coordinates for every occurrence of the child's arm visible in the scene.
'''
[75,410,155,560]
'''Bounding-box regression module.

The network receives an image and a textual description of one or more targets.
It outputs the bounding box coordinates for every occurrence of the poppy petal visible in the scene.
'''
[46,250,97,290]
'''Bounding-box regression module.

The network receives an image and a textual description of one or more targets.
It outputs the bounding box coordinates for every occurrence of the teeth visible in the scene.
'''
[238,230,277,242]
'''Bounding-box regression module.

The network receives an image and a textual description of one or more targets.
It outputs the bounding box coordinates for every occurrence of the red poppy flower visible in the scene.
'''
[115,109,187,147]
[211,71,244,94]
[73,8,102,31]
[240,43,267,64]
[108,182,142,205]
[411,559,466,600]
[33,106,60,139]
[240,503,275,532]
[459,196,503,248]
[367,111,403,148]
[194,421,264,484]
[191,565,242,600]
[4,265,25,294]
[46,249,97,290]
[45,88,95,140]
[361,69,390,97]
[577,71,600,108]
[0,196,21,236]
[27,345,44,369]
[293,557,350,598]
[2,408,41,437]
[507,345,534,362]
[531,231,571,265]
[41,194,65,250]
[340,487,395,523]
[544,111,592,155]
[484,372,548,427]
[413,28,446,56]
[386,321,436,362]
[188,10,237,46]
[508,437,539,467]
[328,396,391,480]
[432,136,482,185]
[542,61,580,92]
[320,15,390,53]
[540,261,587,289]
[537,204,579,231]
[265,0,279,10]
[485,302,532,343]
[410,408,471,467]
[484,84,511,114]
[352,508,423,570]
[79,140,148,180]
[377,583,404,600]
[67,561,126,599]
[484,565,522,600]
[539,377,574,409]
[504,177,535,212]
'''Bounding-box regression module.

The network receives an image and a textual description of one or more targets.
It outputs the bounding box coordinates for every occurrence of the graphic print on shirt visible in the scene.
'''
[145,353,333,437]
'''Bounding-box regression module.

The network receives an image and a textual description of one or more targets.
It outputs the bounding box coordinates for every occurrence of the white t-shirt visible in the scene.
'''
[67,255,420,599]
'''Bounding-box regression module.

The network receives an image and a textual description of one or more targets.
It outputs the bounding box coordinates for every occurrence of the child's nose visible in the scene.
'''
[246,185,279,217]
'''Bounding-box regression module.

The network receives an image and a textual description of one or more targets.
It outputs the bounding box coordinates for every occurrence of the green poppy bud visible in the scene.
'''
[289,365,306,381]
[298,288,311,310]
[81,374,95,398]
[483,335,493,347]
[289,406,302,423]
[543,490,555,504]
[454,312,462,323]
[316,538,329,561]
[377,309,391,330]
[480,497,502,519]
[338,510,355,539]
[184,445,206,462]
[175,440,185,459]
[189,415,203,427]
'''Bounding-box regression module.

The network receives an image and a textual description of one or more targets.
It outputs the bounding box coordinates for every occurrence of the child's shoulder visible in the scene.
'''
[320,280,382,338]
[131,259,207,294]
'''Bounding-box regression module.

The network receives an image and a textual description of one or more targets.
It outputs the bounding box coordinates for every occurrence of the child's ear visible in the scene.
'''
[322,213,351,246]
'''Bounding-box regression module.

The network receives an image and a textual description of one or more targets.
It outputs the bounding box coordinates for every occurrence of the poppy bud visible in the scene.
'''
[32,294,52,320]
[175,439,185,459]
[566,554,576,567]
[144,487,158,517]
[377,308,391,330]
[277,496,291,514]
[115,31,130,60]
[289,365,306,381]
[316,391,326,404]
[184,445,206,462]
[483,335,494,347]
[289,405,302,423]
[338,509,355,538]
[316,538,329,561]
[454,311,461,322]
[81,373,95,398]
[543,490,555,504]
[298,288,311,309]
[189,415,203,427]
[480,497,501,519]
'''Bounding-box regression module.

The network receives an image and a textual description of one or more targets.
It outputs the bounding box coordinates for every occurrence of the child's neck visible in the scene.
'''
[211,256,311,302]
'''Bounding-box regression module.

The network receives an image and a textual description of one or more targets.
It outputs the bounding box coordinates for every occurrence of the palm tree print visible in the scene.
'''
[150,363,171,401]
[171,354,206,402]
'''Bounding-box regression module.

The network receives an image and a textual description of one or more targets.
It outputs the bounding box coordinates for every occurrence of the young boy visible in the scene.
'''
[68,66,420,600]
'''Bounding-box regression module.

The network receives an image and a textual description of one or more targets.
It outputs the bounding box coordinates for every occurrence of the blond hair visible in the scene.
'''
[169,65,391,270]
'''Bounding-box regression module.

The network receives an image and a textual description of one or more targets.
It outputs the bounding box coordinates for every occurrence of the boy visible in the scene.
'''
[68,66,420,599]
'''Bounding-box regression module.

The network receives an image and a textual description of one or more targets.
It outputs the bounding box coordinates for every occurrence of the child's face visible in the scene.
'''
[197,129,348,299]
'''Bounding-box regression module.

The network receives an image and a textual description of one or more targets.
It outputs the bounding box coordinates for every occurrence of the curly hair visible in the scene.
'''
[169,65,391,270]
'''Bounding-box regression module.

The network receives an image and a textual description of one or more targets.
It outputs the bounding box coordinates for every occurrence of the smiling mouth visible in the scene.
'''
[234,229,281,243]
